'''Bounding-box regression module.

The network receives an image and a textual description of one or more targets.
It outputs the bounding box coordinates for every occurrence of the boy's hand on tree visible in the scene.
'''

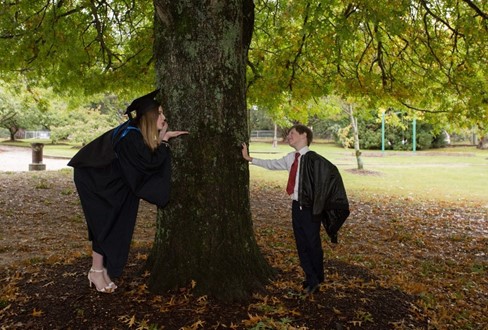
[241,143,252,162]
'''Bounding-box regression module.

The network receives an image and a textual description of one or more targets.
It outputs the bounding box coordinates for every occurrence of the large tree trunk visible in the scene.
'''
[147,0,273,301]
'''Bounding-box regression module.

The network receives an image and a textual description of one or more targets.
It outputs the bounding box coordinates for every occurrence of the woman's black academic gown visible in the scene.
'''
[69,126,171,277]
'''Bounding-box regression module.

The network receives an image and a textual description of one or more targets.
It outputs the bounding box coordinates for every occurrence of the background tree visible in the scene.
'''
[2,1,486,141]
[249,105,275,132]
[343,100,363,169]
[0,0,155,94]
[0,80,56,141]
[247,0,487,144]
[0,83,22,140]
[50,94,126,144]
[50,106,119,145]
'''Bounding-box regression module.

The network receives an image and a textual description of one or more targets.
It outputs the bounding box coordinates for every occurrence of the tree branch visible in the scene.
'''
[419,0,464,37]
[288,2,311,93]
[399,100,449,113]
[462,0,488,20]
[88,0,119,72]
[422,12,447,74]
[246,59,261,90]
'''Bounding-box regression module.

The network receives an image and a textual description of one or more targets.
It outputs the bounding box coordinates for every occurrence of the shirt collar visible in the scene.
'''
[297,146,309,155]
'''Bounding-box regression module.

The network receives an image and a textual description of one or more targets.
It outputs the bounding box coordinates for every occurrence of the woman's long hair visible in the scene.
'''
[133,107,160,152]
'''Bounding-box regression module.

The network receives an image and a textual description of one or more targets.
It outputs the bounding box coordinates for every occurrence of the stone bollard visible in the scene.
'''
[29,143,46,171]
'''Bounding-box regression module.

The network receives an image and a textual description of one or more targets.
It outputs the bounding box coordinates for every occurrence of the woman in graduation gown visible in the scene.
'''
[68,90,188,293]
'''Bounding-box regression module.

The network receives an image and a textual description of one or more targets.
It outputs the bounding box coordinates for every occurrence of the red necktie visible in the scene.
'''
[286,152,300,195]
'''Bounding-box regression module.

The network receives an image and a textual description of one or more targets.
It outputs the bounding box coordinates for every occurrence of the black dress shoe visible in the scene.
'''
[304,283,320,295]
[330,233,338,244]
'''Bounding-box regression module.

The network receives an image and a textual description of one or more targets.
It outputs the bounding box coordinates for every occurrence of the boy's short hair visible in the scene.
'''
[291,124,313,146]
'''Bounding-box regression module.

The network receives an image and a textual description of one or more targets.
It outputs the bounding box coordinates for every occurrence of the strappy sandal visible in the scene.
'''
[103,268,117,290]
[87,268,113,293]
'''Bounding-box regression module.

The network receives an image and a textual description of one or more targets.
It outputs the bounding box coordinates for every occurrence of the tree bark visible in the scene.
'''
[147,0,273,301]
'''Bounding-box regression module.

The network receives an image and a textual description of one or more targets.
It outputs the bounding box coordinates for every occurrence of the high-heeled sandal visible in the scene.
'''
[88,268,113,293]
[103,268,117,290]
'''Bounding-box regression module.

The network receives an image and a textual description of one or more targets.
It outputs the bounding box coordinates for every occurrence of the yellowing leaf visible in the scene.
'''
[137,284,148,294]
[242,313,261,327]
[333,307,342,315]
[190,319,205,329]
[128,314,136,327]
[32,308,44,317]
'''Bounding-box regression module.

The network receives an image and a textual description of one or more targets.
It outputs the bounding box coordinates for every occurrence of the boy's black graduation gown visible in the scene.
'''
[68,124,171,277]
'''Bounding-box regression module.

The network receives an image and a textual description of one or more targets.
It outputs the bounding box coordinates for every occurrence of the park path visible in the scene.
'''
[0,145,70,172]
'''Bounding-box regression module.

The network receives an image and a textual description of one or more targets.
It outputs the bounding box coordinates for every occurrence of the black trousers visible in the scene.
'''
[291,201,324,287]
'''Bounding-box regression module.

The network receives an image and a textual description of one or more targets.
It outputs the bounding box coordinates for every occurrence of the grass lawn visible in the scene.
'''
[2,138,487,205]
[248,141,488,206]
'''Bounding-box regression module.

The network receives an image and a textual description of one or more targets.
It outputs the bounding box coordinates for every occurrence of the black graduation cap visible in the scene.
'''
[125,89,160,119]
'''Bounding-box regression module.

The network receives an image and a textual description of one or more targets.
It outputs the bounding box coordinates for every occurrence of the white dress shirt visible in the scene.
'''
[251,146,309,200]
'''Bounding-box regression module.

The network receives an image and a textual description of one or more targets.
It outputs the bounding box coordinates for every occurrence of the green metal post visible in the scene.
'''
[412,117,416,153]
[381,111,385,153]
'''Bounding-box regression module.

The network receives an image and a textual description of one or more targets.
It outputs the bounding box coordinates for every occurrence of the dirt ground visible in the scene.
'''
[0,169,485,329]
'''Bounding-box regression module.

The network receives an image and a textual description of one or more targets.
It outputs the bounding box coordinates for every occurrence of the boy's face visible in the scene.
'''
[287,128,307,150]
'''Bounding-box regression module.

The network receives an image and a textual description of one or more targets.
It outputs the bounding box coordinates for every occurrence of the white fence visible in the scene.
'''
[24,131,51,139]
[251,130,275,138]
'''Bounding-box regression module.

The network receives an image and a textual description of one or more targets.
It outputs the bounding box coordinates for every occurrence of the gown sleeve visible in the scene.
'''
[114,130,172,207]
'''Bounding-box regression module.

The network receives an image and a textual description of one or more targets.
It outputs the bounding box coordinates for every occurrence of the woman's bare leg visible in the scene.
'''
[88,251,112,292]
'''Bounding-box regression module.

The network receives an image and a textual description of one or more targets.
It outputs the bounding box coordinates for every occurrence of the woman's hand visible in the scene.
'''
[159,122,189,142]
[159,121,169,141]
[163,130,189,141]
